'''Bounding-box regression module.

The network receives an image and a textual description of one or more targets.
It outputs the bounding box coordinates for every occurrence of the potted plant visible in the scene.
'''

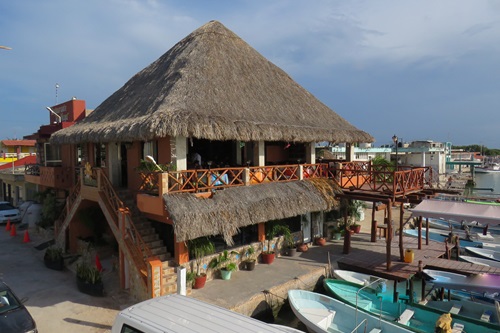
[44,246,64,270]
[186,271,196,288]
[330,225,342,240]
[187,237,215,289]
[76,260,104,296]
[340,199,366,234]
[209,250,238,280]
[314,236,327,246]
[243,246,257,271]
[261,224,277,264]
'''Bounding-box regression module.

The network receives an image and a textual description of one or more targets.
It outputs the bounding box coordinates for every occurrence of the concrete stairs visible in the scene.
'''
[115,188,179,295]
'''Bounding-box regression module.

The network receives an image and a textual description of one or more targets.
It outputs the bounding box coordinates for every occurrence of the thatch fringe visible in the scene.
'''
[164,179,341,244]
[51,20,373,145]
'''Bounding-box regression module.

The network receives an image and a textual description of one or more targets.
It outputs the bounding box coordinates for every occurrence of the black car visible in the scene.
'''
[0,282,37,333]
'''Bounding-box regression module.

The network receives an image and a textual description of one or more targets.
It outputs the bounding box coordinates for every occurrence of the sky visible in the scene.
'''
[1,0,500,148]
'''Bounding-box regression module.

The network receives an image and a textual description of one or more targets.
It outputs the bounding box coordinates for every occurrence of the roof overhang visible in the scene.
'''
[411,199,500,226]
[163,179,340,244]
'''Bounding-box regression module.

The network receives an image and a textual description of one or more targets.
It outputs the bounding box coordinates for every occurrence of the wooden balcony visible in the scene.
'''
[24,164,76,189]
[136,162,432,215]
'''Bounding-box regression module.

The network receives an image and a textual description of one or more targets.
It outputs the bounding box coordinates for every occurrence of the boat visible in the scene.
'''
[464,247,500,262]
[426,218,500,236]
[268,324,305,332]
[422,299,500,325]
[287,289,415,333]
[332,269,387,288]
[403,229,484,248]
[422,269,500,295]
[112,294,302,333]
[459,255,500,268]
[427,227,499,243]
[475,162,500,173]
[322,278,500,332]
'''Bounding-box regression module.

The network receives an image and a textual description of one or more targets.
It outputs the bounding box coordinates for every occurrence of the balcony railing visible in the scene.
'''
[138,162,430,199]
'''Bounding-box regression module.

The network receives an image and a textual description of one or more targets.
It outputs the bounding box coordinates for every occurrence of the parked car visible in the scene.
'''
[0,202,21,224]
[0,281,37,333]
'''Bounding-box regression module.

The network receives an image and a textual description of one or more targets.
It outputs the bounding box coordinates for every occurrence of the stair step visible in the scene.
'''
[146,239,164,248]
[142,234,160,242]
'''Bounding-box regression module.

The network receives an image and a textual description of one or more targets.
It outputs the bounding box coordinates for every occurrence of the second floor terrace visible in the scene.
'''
[134,160,433,201]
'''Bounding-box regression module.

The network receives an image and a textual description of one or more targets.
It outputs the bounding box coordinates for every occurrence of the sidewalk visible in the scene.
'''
[0,224,133,333]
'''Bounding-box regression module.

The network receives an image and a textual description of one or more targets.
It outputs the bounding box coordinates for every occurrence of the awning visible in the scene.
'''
[411,199,500,226]
[163,179,341,244]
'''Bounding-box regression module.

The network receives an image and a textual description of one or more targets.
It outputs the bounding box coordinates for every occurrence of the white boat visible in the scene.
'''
[332,269,387,288]
[464,247,500,262]
[423,269,500,294]
[475,163,500,173]
[287,289,414,333]
[268,324,305,332]
[112,294,298,333]
[459,255,500,268]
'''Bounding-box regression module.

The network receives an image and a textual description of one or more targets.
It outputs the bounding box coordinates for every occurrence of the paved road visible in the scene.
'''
[0,225,133,333]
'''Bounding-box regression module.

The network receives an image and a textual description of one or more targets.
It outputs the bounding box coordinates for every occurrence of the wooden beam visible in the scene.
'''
[399,203,404,261]
[386,201,392,271]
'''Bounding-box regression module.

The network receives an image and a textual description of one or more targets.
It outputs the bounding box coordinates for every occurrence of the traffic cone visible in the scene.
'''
[23,230,31,243]
[10,223,16,237]
[5,219,11,231]
[95,254,103,272]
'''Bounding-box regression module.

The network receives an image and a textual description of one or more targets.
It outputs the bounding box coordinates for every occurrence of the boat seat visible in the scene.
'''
[449,303,462,314]
[480,310,493,322]
[302,308,335,330]
[452,323,465,333]
[368,329,382,333]
[396,309,415,325]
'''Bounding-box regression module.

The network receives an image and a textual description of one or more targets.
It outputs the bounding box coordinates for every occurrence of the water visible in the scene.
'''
[473,173,500,197]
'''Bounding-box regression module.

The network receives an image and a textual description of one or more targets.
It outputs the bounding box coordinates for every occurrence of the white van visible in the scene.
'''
[111,294,293,333]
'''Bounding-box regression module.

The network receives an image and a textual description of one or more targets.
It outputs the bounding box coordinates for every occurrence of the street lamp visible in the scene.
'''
[146,155,163,172]
[392,134,398,169]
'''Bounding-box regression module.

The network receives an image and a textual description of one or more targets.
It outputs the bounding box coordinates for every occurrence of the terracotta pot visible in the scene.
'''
[261,252,275,264]
[193,274,207,289]
[315,237,326,246]
[297,244,309,252]
[350,225,361,233]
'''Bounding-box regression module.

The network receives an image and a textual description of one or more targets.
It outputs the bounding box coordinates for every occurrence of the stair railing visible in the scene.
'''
[55,176,81,237]
[97,170,155,274]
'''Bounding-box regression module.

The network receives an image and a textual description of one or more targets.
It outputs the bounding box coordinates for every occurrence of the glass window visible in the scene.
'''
[120,324,145,333]
[44,143,62,166]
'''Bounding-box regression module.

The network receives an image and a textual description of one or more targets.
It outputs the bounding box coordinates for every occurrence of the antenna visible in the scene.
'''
[55,83,59,104]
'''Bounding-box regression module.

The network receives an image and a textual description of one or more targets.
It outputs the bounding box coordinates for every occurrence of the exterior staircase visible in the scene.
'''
[55,171,181,298]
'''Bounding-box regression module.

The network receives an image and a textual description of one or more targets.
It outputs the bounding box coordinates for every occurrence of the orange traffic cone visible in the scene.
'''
[95,254,103,272]
[23,230,31,243]
[10,223,16,237]
[5,219,11,231]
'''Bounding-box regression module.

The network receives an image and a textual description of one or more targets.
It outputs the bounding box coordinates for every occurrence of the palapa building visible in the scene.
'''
[47,20,373,299]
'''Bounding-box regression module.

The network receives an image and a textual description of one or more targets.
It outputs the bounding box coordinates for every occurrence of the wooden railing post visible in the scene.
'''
[159,172,168,195]
[243,168,250,185]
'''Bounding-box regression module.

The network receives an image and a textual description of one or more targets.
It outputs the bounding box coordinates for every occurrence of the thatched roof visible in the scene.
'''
[51,20,373,145]
[164,178,341,244]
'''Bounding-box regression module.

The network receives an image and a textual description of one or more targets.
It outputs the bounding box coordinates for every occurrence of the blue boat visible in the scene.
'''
[323,278,500,333]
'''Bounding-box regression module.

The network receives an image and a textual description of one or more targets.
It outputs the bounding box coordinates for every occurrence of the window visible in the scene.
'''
[142,141,158,161]
[120,324,145,333]
[95,143,106,167]
[44,143,62,166]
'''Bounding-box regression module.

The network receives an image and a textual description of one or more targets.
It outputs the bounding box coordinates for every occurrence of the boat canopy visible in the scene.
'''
[411,199,500,226]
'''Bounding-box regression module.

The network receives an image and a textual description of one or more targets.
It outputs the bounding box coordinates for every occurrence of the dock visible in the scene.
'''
[190,226,500,318]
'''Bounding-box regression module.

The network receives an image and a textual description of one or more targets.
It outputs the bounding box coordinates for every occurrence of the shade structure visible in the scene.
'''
[411,199,500,226]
